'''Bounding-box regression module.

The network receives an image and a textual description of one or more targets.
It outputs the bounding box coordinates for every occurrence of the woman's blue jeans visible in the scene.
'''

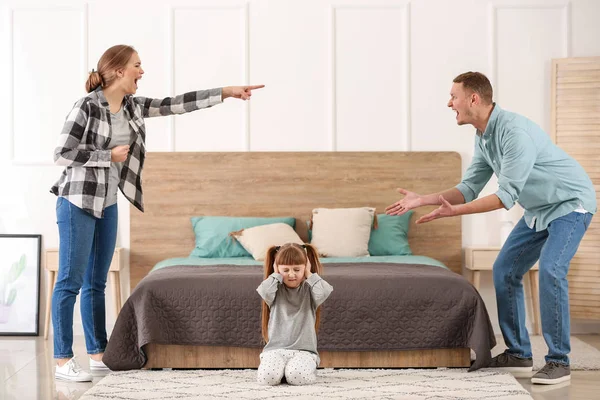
[493,211,592,366]
[52,197,118,359]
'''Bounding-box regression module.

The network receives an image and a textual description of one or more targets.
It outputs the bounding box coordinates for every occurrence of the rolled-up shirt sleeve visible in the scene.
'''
[455,142,494,203]
[494,129,536,210]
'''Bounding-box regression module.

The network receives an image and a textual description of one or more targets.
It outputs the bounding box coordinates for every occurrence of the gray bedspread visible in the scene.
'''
[103,263,495,371]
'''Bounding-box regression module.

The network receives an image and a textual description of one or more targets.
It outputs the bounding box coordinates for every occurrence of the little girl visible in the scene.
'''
[256,243,333,386]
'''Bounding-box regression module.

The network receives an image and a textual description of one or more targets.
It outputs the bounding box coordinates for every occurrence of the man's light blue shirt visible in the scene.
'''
[456,104,596,231]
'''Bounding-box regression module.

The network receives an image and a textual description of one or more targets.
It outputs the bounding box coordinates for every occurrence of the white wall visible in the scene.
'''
[0,0,599,338]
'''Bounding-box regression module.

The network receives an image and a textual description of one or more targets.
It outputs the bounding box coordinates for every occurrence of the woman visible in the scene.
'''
[50,44,263,381]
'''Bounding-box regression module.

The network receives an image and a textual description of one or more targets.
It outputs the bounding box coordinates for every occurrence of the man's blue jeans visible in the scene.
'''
[52,197,118,359]
[493,211,592,366]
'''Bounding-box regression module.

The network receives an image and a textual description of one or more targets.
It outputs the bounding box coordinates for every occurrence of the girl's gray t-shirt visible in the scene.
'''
[256,273,333,360]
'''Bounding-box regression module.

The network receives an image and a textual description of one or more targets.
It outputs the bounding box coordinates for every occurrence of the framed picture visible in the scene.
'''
[0,234,41,336]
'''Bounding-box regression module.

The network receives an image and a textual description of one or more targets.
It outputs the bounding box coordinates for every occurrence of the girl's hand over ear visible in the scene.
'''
[304,260,312,279]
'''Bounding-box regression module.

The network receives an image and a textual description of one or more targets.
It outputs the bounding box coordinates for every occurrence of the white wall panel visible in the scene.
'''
[247,1,331,151]
[332,4,409,151]
[172,5,248,151]
[492,2,569,133]
[11,6,85,165]
[571,0,600,57]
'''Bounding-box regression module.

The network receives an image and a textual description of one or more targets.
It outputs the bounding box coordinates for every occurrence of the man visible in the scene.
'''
[386,72,596,385]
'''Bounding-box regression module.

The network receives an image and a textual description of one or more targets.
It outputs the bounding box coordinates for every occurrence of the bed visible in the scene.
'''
[103,152,496,371]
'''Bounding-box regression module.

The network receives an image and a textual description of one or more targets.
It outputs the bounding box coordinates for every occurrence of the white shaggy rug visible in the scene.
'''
[81,368,532,400]
[490,335,600,370]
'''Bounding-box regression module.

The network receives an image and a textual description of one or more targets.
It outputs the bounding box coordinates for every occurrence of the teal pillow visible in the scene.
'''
[368,212,413,256]
[190,216,296,258]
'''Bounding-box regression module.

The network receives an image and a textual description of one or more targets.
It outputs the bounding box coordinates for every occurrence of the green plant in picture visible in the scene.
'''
[0,254,26,309]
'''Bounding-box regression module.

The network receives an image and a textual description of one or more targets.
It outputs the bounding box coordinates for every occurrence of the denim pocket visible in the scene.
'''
[583,213,593,230]
[56,196,64,210]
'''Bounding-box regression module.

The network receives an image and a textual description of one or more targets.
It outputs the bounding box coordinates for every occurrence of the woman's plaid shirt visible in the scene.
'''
[50,86,223,218]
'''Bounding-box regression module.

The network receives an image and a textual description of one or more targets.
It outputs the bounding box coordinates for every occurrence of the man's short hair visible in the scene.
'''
[453,72,493,105]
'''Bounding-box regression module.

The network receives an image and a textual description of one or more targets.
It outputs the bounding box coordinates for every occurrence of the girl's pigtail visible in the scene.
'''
[304,243,323,333]
[304,243,322,275]
[261,245,279,343]
[264,246,278,279]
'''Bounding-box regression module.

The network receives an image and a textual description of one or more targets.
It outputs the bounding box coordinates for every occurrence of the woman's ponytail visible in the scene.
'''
[85,70,103,93]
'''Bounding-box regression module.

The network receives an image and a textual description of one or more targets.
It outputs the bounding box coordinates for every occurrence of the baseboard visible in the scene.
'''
[572,320,600,335]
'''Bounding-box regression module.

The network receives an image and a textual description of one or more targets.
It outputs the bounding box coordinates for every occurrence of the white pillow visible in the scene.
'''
[231,223,304,261]
[310,207,376,257]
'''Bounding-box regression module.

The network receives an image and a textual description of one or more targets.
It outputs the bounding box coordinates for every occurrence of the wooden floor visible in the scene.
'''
[1,335,599,400]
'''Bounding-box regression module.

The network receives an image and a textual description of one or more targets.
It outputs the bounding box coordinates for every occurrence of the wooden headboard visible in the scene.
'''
[130,152,463,289]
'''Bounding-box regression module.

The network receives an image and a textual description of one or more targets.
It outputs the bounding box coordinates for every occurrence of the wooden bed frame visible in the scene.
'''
[130,152,468,368]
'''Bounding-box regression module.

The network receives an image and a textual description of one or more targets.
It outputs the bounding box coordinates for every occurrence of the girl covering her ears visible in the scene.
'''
[256,243,333,386]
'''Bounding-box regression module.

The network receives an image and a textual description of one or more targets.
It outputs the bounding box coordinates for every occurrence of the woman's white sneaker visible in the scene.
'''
[89,358,110,371]
[55,358,93,382]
